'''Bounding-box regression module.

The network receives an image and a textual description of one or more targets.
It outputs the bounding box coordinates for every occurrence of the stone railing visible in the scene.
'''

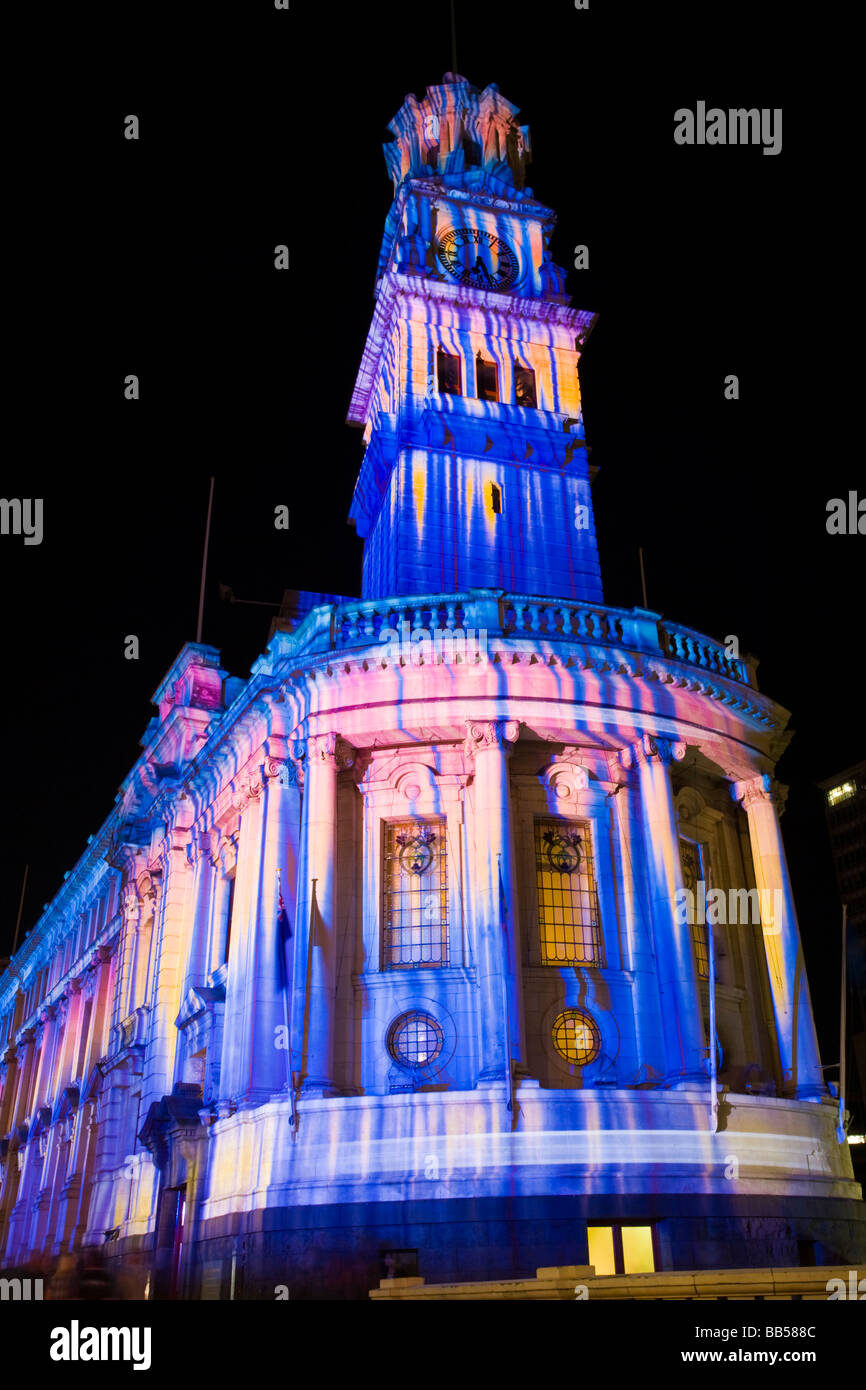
[268,589,757,690]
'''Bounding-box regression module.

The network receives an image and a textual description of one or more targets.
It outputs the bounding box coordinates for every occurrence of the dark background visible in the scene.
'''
[2,3,857,1068]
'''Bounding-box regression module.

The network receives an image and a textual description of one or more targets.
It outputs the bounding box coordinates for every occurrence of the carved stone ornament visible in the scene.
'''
[619,734,687,770]
[463,718,520,759]
[309,731,356,772]
[731,772,787,814]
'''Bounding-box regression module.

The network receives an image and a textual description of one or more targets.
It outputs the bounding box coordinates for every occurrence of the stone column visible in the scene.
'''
[621,734,705,1084]
[119,887,142,1024]
[140,833,192,1115]
[183,829,218,998]
[464,718,525,1083]
[292,733,352,1095]
[731,773,825,1098]
[0,1047,18,1136]
[606,771,668,1082]
[10,1027,37,1134]
[219,756,298,1108]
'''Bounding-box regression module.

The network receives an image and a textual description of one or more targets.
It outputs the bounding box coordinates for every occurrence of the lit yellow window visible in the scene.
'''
[536,820,602,965]
[587,1225,616,1277]
[588,1224,656,1275]
[621,1226,655,1274]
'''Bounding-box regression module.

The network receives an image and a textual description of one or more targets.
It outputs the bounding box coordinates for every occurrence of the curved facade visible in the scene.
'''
[1,74,863,1299]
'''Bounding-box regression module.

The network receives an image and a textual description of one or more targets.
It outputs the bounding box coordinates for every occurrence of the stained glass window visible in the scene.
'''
[383,821,449,968]
[552,1008,601,1065]
[535,819,602,964]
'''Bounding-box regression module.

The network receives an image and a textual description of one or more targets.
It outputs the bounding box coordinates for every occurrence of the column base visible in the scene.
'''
[786,1083,830,1103]
[663,1071,708,1090]
[233,1088,276,1111]
[299,1077,339,1098]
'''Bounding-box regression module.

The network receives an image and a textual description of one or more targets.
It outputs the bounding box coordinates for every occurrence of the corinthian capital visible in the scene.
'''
[308,731,355,772]
[731,772,787,814]
[620,733,687,770]
[463,718,521,759]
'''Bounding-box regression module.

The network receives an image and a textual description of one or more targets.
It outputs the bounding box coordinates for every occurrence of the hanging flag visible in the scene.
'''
[277,874,292,986]
[276,869,296,1127]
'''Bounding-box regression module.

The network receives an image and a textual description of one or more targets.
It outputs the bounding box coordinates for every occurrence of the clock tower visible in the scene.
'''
[348,73,603,605]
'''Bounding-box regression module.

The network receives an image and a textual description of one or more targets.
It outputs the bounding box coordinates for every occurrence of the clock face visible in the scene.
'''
[435,227,519,291]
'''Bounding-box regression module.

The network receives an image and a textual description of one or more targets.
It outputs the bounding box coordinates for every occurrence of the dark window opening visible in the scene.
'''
[476,355,499,402]
[463,140,481,168]
[515,365,537,407]
[380,1248,419,1280]
[437,348,462,396]
[170,1185,187,1297]
[223,874,236,964]
[490,484,502,515]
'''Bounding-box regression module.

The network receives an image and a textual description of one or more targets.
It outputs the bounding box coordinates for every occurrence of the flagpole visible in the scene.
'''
[498,854,515,1117]
[12,863,29,955]
[196,476,215,645]
[837,903,848,1144]
[276,869,296,1128]
[707,893,718,1134]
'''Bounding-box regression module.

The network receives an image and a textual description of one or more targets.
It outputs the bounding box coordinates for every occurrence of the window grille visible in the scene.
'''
[535,819,603,965]
[382,821,449,968]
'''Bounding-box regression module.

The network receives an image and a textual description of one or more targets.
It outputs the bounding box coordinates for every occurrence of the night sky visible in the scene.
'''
[2,2,858,1065]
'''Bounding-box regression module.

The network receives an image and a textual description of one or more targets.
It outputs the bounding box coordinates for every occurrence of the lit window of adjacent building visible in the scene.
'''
[588,1224,656,1276]
[382,820,449,968]
[475,353,499,401]
[828,781,857,806]
[514,363,537,407]
[535,819,602,964]
[551,1008,600,1066]
[437,347,462,395]
[679,837,710,979]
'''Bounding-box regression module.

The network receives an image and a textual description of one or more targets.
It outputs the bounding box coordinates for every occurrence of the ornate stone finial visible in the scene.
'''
[463,718,520,760]
[383,77,531,194]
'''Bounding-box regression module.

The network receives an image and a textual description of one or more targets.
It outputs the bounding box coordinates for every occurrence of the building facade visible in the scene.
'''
[1,75,864,1299]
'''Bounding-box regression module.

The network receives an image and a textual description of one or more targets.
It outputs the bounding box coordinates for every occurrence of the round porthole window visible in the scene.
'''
[387,1011,444,1069]
[551,1009,601,1066]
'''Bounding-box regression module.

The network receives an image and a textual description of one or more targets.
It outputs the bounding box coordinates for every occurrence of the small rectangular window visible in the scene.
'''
[476,355,498,402]
[514,364,537,407]
[587,1225,616,1277]
[621,1226,655,1274]
[437,348,462,396]
[588,1224,656,1275]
